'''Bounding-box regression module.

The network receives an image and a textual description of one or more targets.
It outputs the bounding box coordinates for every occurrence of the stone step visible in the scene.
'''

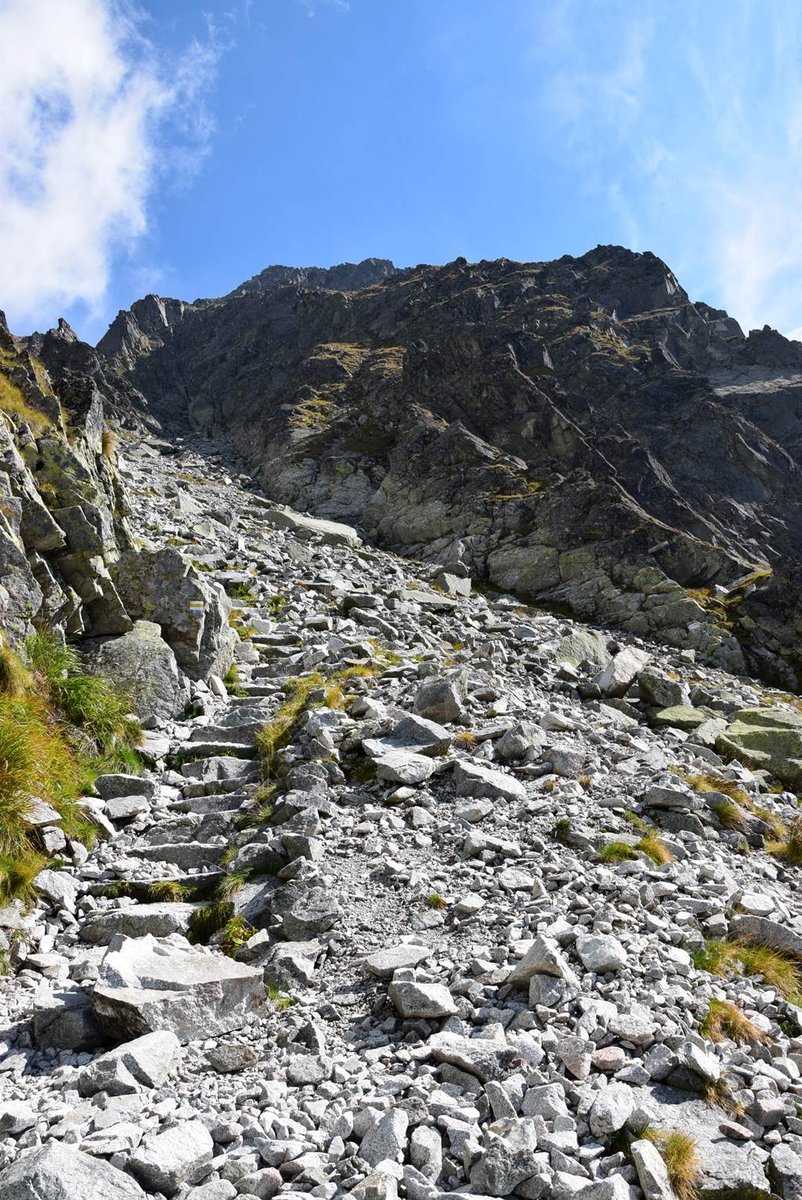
[172,791,251,814]
[130,842,227,871]
[176,741,258,761]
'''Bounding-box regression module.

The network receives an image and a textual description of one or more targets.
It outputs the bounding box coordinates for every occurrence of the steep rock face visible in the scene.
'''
[0,313,134,640]
[98,247,802,685]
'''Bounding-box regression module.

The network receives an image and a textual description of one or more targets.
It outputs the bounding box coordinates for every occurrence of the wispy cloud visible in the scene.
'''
[532,0,802,336]
[0,0,221,332]
[295,0,350,17]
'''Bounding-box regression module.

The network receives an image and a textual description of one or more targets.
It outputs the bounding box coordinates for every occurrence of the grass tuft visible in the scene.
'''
[636,832,673,864]
[426,891,447,910]
[766,816,802,865]
[188,900,234,944]
[643,1129,700,1200]
[146,880,190,903]
[700,997,768,1045]
[597,840,638,863]
[709,798,749,831]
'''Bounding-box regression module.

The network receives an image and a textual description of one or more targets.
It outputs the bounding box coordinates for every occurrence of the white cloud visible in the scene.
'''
[532,0,802,337]
[0,0,219,331]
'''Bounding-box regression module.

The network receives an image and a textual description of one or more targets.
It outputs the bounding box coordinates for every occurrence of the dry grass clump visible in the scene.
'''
[694,938,802,1004]
[700,997,768,1045]
[597,840,638,863]
[426,892,447,910]
[643,1129,700,1200]
[709,797,749,831]
[766,816,802,865]
[636,831,674,864]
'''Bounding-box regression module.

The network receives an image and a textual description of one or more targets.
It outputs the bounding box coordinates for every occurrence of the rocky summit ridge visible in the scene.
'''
[1,252,802,1199]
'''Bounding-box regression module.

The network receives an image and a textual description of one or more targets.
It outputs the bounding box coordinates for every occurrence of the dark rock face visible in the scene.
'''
[97,247,802,685]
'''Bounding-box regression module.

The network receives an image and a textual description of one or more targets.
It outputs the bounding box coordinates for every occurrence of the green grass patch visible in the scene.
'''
[597,840,638,863]
[694,938,802,1004]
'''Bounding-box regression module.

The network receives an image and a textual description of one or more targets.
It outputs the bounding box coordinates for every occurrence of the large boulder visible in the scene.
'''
[111,547,236,680]
[87,620,187,726]
[79,903,196,944]
[91,933,266,1043]
[128,1120,213,1196]
[0,1141,146,1199]
[717,707,802,787]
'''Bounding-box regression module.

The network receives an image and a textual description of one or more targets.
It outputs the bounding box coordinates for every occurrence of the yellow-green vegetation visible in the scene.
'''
[228,609,257,639]
[216,869,251,899]
[101,428,117,460]
[709,798,749,832]
[553,818,572,844]
[643,1129,700,1200]
[426,892,447,910]
[219,915,254,957]
[694,938,802,1004]
[597,840,638,863]
[0,631,141,903]
[188,900,234,944]
[222,663,246,697]
[147,880,190,903]
[674,770,750,805]
[256,665,381,779]
[0,370,53,433]
[702,1076,741,1117]
[766,816,802,864]
[636,831,674,865]
[225,581,258,604]
[700,997,768,1045]
[455,731,477,749]
[267,984,296,1011]
[268,593,288,617]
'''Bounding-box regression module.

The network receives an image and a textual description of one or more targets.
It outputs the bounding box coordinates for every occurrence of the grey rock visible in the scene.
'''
[469,1117,540,1196]
[428,1031,517,1081]
[575,932,628,973]
[588,1083,635,1137]
[364,943,432,979]
[129,1119,214,1197]
[594,647,651,696]
[205,1042,259,1073]
[413,677,465,723]
[88,620,187,725]
[729,915,802,961]
[630,1138,674,1200]
[453,759,526,802]
[361,1109,409,1166]
[77,1030,181,1095]
[33,986,104,1051]
[388,979,457,1019]
[509,934,580,988]
[0,1141,146,1198]
[79,903,196,943]
[91,933,266,1043]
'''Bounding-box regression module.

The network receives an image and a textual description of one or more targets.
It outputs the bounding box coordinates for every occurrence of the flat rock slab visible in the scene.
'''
[428,1031,518,1081]
[91,933,266,1043]
[718,707,802,788]
[633,1084,771,1200]
[364,943,432,980]
[0,1141,147,1199]
[257,503,362,548]
[79,903,196,943]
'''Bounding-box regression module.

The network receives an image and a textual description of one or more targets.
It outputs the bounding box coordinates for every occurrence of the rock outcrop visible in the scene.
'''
[97,248,802,685]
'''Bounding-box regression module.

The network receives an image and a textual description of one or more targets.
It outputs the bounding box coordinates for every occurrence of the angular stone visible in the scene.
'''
[453,759,526,802]
[35,868,79,910]
[364,943,432,980]
[205,1042,259,1073]
[593,647,651,697]
[270,882,340,940]
[718,707,802,788]
[386,713,452,756]
[129,1119,213,1197]
[631,1138,674,1200]
[79,903,196,943]
[557,628,611,671]
[588,1083,636,1137]
[509,934,580,988]
[77,1030,181,1096]
[0,1141,146,1199]
[469,1117,540,1196]
[33,986,104,1051]
[388,979,457,1019]
[413,677,465,723]
[94,774,157,801]
[361,1109,409,1167]
[428,1031,517,1081]
[91,934,266,1043]
[575,932,628,973]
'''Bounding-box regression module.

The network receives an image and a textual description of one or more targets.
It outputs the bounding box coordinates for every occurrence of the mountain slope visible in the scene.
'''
[98,246,802,687]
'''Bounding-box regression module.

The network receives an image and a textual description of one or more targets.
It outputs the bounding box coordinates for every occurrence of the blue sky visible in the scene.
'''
[2,0,802,343]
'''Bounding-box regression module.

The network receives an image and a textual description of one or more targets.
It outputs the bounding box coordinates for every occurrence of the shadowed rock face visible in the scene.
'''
[97,246,802,686]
